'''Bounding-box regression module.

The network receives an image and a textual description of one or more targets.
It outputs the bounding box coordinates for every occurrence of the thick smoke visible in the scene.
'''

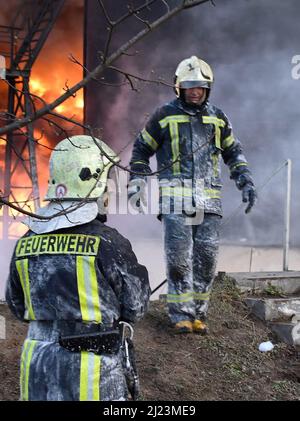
[85,0,300,246]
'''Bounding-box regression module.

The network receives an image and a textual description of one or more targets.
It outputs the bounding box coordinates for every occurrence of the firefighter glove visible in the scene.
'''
[128,178,147,213]
[235,173,257,214]
[242,183,257,214]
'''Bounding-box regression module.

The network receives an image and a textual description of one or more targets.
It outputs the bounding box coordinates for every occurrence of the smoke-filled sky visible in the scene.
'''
[85,0,300,246]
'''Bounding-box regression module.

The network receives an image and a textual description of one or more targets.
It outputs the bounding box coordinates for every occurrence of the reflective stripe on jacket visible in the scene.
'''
[130,98,252,216]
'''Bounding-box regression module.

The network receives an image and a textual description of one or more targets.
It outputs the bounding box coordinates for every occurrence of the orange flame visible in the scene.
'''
[29,78,47,97]
[1,4,84,239]
[29,78,84,118]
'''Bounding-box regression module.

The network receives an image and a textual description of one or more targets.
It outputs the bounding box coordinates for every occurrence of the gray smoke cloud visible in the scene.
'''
[85,0,300,246]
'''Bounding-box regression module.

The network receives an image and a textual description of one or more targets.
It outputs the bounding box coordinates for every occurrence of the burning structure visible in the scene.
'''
[0,0,84,240]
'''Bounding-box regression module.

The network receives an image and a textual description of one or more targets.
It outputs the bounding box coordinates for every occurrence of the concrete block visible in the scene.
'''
[268,321,300,348]
[227,271,300,295]
[245,297,300,322]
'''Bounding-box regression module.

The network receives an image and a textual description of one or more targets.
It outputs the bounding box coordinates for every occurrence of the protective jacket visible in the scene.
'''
[6,216,150,401]
[130,98,253,216]
[6,216,149,324]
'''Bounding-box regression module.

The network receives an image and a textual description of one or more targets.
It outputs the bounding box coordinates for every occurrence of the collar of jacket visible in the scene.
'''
[173,98,208,116]
[96,213,107,223]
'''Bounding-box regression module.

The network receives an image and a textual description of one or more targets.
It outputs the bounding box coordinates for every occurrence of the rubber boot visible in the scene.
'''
[174,320,193,334]
[192,319,208,335]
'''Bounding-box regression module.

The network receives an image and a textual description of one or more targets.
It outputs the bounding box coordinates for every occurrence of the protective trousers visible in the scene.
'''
[20,322,128,401]
[162,213,221,324]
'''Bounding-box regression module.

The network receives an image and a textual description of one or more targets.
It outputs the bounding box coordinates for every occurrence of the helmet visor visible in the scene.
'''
[179,80,211,89]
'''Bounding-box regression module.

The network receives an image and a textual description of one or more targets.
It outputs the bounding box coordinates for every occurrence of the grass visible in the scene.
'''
[263,284,286,297]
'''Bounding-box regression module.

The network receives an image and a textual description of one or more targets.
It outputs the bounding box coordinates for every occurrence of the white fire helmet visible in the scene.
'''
[174,56,214,97]
[45,135,120,201]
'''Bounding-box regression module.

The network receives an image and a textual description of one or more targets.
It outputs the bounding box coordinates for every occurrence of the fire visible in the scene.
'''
[29,79,47,97]
[75,97,84,109]
[1,2,84,240]
[55,104,66,113]
[29,78,84,118]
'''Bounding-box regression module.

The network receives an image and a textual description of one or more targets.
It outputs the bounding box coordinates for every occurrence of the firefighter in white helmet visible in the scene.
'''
[6,135,150,401]
[129,56,256,333]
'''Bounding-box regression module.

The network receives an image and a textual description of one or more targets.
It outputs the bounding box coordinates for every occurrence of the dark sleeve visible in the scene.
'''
[5,255,26,321]
[99,231,151,324]
[129,108,163,181]
[220,111,253,182]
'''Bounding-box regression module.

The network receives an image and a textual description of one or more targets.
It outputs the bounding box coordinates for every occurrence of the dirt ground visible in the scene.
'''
[0,276,299,401]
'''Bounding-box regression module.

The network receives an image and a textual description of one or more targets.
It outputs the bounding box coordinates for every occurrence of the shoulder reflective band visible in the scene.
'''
[20,339,37,401]
[80,351,101,401]
[159,115,190,176]
[76,256,102,323]
[202,116,226,150]
[16,259,35,320]
[159,115,190,128]
[141,129,158,151]
[222,134,234,149]
[16,234,101,257]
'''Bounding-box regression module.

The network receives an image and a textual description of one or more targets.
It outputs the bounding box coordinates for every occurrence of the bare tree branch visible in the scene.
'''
[108,65,173,88]
[0,0,211,136]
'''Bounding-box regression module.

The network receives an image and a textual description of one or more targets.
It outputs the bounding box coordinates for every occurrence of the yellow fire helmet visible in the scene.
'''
[174,55,214,97]
[45,135,120,201]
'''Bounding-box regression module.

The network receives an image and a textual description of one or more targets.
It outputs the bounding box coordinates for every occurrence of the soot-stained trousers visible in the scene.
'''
[6,216,150,400]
